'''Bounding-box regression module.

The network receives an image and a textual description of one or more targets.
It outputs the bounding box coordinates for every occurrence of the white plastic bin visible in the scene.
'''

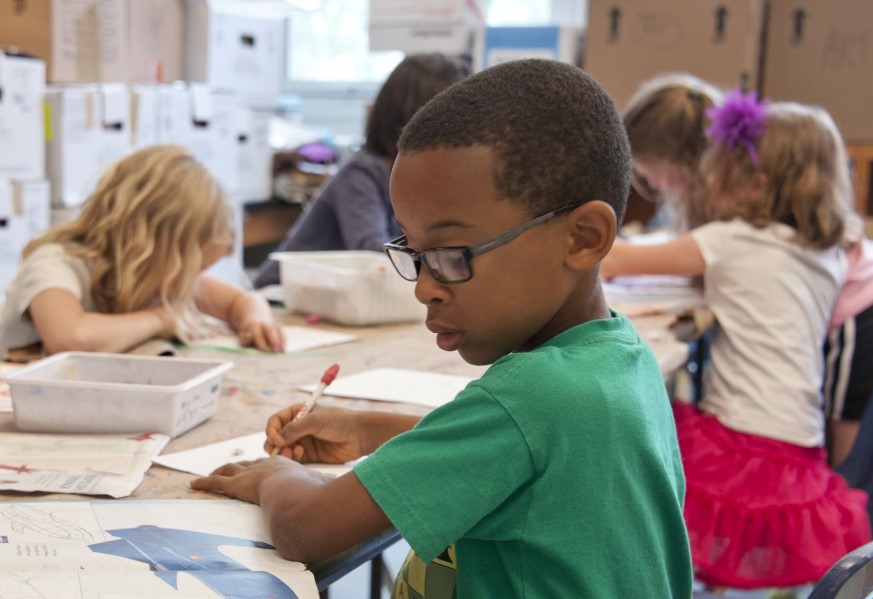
[271,251,426,326]
[6,352,233,438]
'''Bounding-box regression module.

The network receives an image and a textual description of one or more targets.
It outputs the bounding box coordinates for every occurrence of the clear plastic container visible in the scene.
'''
[272,251,426,325]
[6,352,233,438]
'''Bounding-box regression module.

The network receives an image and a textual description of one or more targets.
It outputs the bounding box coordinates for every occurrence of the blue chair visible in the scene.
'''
[808,541,873,599]
[835,393,873,528]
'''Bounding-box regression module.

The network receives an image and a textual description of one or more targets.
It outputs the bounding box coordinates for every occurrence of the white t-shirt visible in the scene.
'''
[691,220,846,447]
[0,243,94,356]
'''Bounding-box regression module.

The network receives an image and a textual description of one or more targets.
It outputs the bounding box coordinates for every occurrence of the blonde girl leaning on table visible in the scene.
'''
[622,72,723,232]
[0,145,284,359]
[603,92,871,590]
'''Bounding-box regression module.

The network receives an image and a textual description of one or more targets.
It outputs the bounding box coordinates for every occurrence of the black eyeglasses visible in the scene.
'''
[383,202,582,284]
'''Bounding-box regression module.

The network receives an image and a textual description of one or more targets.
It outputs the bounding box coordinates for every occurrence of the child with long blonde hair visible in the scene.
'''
[0,145,284,357]
[603,93,870,589]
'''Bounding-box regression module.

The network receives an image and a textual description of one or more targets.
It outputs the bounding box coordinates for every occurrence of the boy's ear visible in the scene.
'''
[564,201,617,271]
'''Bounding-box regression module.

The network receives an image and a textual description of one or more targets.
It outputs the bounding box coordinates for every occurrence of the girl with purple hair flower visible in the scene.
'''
[603,93,871,590]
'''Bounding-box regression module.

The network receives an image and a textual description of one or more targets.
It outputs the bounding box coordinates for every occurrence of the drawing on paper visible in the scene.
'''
[0,572,47,598]
[1,505,93,541]
[89,526,299,599]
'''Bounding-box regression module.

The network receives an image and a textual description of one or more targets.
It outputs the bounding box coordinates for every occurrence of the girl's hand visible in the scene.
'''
[238,320,285,353]
[151,305,182,340]
[266,406,367,464]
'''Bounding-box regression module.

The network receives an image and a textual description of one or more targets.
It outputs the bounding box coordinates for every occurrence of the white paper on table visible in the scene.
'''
[190,325,357,353]
[604,275,704,313]
[0,432,169,498]
[154,432,355,478]
[0,363,24,413]
[0,499,318,599]
[301,367,474,408]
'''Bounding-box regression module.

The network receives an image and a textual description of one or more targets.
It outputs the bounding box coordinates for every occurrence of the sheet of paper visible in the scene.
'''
[0,363,24,413]
[190,325,358,353]
[301,367,474,408]
[153,432,355,479]
[0,432,169,498]
[0,499,318,599]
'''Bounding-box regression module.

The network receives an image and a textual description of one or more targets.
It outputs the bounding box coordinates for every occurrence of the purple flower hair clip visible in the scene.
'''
[705,87,769,164]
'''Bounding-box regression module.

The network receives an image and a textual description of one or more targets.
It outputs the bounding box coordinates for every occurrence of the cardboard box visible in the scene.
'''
[369,0,484,54]
[235,109,274,201]
[156,82,193,145]
[0,178,51,294]
[185,0,286,108]
[130,85,160,149]
[0,0,184,83]
[187,85,240,194]
[473,26,583,72]
[585,0,767,110]
[0,52,45,179]
[763,0,873,142]
[45,85,132,207]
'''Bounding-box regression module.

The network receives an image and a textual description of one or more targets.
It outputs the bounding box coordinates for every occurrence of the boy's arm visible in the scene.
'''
[29,288,176,354]
[601,234,705,279]
[192,459,392,563]
[194,274,284,352]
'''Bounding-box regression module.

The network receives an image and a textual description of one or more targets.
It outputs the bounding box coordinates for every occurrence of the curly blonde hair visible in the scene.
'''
[25,145,233,315]
[703,102,851,249]
[623,73,723,231]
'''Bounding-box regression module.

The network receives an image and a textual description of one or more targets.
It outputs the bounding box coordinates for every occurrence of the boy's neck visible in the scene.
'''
[520,278,612,352]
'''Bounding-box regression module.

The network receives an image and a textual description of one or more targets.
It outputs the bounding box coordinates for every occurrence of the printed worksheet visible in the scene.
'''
[0,432,168,498]
[154,432,355,479]
[0,499,318,598]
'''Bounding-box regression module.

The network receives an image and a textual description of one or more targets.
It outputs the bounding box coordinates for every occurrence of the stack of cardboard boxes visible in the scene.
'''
[583,0,873,219]
[0,0,287,292]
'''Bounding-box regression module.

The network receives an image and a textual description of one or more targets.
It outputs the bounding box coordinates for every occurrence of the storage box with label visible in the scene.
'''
[185,0,287,108]
[369,0,484,54]
[0,0,184,83]
[235,108,274,201]
[763,0,873,143]
[7,352,233,438]
[46,85,133,207]
[473,26,583,72]
[0,52,45,179]
[187,86,240,194]
[130,85,160,149]
[585,0,767,110]
[272,251,426,326]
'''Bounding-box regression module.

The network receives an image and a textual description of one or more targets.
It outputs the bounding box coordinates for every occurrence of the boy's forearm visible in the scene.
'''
[261,468,392,563]
[358,412,421,454]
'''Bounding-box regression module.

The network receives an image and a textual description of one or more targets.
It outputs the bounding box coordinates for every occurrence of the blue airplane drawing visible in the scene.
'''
[89,525,299,599]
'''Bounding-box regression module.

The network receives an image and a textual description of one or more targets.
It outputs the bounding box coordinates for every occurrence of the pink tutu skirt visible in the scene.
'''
[673,402,871,588]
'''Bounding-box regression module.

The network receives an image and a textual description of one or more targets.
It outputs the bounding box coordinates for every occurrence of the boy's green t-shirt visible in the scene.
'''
[355,314,691,598]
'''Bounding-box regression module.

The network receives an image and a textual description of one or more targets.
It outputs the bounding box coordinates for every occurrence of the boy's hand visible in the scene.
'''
[238,320,285,353]
[266,406,366,464]
[190,456,321,504]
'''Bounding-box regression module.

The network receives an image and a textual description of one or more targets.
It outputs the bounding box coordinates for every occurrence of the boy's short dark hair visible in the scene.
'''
[398,59,632,222]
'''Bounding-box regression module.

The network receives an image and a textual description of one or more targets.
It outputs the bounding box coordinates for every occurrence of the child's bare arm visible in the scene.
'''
[192,460,392,563]
[194,274,284,352]
[29,288,176,354]
[600,234,706,279]
[266,405,421,462]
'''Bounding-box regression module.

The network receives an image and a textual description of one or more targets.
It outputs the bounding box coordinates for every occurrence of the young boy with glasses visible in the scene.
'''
[193,59,692,598]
